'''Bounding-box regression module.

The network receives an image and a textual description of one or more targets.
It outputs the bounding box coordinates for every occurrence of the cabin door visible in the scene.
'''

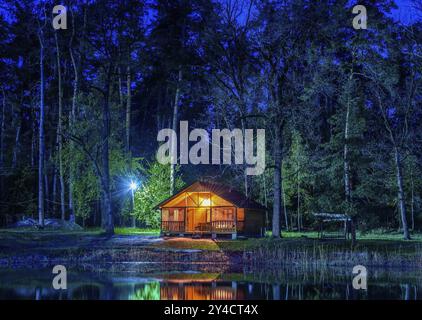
[195,208,208,231]
[186,208,195,232]
[186,208,208,232]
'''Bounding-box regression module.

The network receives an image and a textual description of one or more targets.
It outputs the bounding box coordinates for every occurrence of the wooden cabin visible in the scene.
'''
[160,281,242,300]
[156,181,266,239]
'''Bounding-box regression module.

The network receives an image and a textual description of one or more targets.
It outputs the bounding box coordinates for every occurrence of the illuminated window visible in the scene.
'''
[162,209,169,221]
[199,193,211,207]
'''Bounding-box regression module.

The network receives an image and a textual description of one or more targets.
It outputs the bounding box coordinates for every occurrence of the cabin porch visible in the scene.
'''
[161,206,245,237]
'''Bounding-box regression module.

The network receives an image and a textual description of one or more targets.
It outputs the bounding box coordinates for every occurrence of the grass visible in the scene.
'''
[1,227,421,243]
[281,230,422,242]
[150,229,422,252]
[1,228,422,268]
[150,236,302,251]
[1,227,421,253]
[0,227,102,235]
[0,227,159,240]
[114,227,160,236]
[245,240,422,268]
[0,228,103,245]
[152,237,221,250]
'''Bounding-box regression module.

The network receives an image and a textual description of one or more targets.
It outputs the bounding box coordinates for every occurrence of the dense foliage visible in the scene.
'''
[0,0,420,238]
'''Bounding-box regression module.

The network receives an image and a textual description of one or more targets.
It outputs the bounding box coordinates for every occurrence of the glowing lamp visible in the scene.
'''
[130,181,138,191]
[202,198,211,206]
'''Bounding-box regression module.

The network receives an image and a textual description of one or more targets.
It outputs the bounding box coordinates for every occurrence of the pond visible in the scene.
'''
[0,265,421,300]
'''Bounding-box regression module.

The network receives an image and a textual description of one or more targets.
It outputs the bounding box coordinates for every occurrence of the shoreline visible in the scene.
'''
[2,245,421,270]
[1,231,422,270]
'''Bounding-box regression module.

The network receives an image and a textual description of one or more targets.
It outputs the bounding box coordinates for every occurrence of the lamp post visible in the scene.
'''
[129,181,137,228]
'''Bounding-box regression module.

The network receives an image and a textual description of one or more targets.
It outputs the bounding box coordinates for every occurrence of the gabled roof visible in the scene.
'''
[155,180,266,210]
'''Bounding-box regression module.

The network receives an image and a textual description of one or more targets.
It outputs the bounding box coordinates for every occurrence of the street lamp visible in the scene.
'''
[130,181,138,191]
[129,180,138,228]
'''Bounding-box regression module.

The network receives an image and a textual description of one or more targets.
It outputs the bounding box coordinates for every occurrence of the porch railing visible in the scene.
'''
[211,220,236,233]
[163,220,242,233]
[194,221,236,233]
[162,221,185,233]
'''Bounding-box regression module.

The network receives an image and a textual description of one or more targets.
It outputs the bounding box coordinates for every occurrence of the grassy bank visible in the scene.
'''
[282,230,422,242]
[243,238,422,268]
[114,227,160,236]
[1,228,422,269]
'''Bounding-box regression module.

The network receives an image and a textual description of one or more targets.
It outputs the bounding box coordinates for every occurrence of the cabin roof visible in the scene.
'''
[156,180,266,210]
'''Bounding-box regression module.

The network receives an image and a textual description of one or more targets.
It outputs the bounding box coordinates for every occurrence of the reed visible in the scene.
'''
[243,241,422,268]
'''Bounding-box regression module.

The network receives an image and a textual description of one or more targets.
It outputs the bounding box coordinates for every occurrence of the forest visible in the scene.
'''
[0,0,421,240]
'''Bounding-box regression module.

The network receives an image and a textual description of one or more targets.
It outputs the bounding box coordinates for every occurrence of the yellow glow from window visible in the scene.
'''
[201,198,211,206]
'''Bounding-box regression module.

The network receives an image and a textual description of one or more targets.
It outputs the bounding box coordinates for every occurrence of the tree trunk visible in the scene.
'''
[0,87,5,168]
[68,7,82,223]
[68,111,74,221]
[0,88,5,209]
[12,124,21,169]
[170,68,182,195]
[31,122,36,167]
[126,65,136,227]
[102,71,113,235]
[394,147,410,240]
[240,117,249,197]
[244,171,249,197]
[56,124,65,220]
[55,30,66,221]
[44,161,49,216]
[297,161,300,232]
[52,166,57,217]
[272,124,282,238]
[344,79,356,244]
[126,65,132,157]
[38,31,45,227]
[344,93,352,206]
[68,170,74,220]
[263,172,269,229]
[411,171,415,231]
[103,188,112,235]
[118,66,124,108]
[282,179,288,231]
[100,193,106,229]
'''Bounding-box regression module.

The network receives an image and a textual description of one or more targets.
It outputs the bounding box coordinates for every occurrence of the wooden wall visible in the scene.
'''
[244,209,265,237]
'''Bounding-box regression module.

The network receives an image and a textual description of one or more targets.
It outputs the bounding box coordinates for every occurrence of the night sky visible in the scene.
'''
[391,0,420,24]
[0,1,420,24]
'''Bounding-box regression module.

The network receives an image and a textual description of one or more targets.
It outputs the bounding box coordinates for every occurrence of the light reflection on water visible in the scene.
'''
[0,267,421,300]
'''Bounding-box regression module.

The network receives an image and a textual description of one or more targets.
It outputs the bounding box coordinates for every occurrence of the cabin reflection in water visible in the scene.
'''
[0,276,420,300]
[160,281,243,300]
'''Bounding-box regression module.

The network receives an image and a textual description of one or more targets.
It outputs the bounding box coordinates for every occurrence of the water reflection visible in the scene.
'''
[160,281,239,300]
[0,268,420,300]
